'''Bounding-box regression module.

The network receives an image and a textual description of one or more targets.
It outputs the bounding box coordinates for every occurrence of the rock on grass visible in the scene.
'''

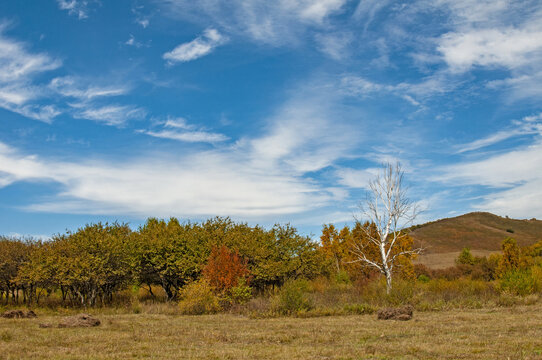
[377,305,413,321]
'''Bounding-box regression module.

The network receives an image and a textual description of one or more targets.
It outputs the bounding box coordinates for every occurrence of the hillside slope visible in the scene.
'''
[410,212,542,255]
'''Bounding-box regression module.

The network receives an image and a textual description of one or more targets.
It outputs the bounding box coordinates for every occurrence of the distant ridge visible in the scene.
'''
[410,212,542,255]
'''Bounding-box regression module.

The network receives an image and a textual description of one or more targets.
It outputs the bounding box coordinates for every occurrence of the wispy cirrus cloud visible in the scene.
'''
[436,110,542,218]
[248,83,359,174]
[437,140,542,218]
[48,76,146,127]
[71,104,146,127]
[49,76,129,100]
[138,117,229,143]
[0,24,145,126]
[334,167,379,189]
[0,78,361,220]
[163,28,227,64]
[159,0,348,46]
[455,113,542,153]
[140,129,228,143]
[314,31,353,60]
[0,23,61,122]
[339,73,456,107]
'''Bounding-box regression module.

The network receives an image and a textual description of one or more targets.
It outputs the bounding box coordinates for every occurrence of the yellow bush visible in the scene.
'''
[178,279,221,315]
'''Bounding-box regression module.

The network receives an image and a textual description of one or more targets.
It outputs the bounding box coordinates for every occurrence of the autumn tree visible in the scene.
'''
[320,224,350,274]
[136,218,208,300]
[203,245,250,292]
[51,222,135,306]
[201,218,322,290]
[497,237,521,277]
[350,163,422,294]
[0,237,34,304]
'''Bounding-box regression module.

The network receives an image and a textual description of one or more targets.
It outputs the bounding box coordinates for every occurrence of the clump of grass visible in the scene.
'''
[343,303,375,315]
[0,331,12,342]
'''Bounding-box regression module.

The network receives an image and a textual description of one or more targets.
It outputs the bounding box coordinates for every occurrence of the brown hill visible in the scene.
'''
[410,212,542,268]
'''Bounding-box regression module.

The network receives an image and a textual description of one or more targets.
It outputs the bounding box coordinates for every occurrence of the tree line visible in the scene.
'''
[1,164,424,308]
[0,217,324,306]
[0,216,419,307]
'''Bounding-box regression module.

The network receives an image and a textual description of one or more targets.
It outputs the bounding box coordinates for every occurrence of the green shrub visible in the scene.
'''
[456,247,475,265]
[274,279,313,315]
[417,274,430,283]
[500,269,536,296]
[178,279,221,315]
[228,278,253,304]
[532,266,542,292]
[343,303,375,315]
[334,270,351,285]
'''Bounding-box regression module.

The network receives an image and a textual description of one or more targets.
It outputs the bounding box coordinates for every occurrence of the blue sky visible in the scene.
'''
[1,0,542,238]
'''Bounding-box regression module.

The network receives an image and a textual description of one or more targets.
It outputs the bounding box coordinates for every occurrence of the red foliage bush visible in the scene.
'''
[202,245,250,291]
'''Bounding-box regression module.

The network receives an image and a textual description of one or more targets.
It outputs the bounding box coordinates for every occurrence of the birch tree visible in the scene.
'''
[350,162,422,294]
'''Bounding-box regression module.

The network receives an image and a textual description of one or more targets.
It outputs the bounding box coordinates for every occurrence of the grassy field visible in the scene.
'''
[414,250,497,269]
[2,304,542,359]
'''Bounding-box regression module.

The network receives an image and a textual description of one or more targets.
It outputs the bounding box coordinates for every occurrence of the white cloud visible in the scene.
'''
[335,167,379,189]
[296,0,347,23]
[140,129,228,143]
[160,0,348,45]
[339,73,453,105]
[57,0,91,19]
[125,35,138,47]
[353,0,392,30]
[138,19,149,28]
[8,232,51,241]
[438,27,542,72]
[434,0,510,27]
[49,76,128,100]
[248,87,359,173]
[0,103,61,123]
[163,28,227,64]
[0,78,362,219]
[164,117,192,129]
[437,140,542,218]
[315,32,353,60]
[0,141,334,218]
[440,143,542,187]
[0,25,61,122]
[139,117,228,143]
[72,104,146,127]
[487,71,542,101]
[455,113,542,153]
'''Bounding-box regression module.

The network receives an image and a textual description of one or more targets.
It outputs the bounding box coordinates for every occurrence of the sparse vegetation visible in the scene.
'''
[2,305,542,359]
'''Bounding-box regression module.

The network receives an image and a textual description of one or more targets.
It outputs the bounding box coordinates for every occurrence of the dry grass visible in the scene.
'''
[415,250,498,269]
[2,304,542,359]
